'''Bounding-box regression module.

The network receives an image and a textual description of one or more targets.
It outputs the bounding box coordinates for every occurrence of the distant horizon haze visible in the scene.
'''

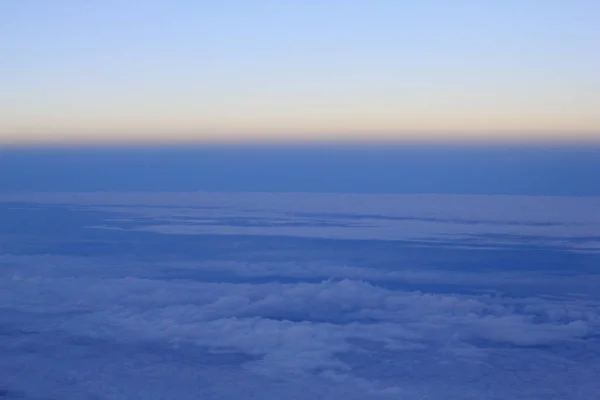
[1,131,600,147]
[2,144,599,196]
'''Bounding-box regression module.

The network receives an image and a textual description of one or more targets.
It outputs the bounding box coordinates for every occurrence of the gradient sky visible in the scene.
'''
[1,0,599,144]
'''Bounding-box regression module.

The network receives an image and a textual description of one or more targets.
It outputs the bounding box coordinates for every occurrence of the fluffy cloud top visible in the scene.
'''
[1,193,599,399]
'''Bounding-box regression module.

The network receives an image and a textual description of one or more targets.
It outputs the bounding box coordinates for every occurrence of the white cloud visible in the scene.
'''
[3,258,598,378]
[2,192,600,398]
[2,253,599,398]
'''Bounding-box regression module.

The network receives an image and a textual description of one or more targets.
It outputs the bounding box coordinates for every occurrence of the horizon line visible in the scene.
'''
[2,133,600,149]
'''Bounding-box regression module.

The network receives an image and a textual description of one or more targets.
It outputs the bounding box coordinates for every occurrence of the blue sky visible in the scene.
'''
[1,0,599,144]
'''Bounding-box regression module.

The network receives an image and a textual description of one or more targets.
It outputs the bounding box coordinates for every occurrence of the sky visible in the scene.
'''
[1,0,600,145]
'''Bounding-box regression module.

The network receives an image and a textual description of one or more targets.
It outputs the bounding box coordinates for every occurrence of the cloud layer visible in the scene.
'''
[1,193,600,399]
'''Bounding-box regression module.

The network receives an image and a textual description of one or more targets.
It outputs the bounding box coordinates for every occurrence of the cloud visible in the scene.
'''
[3,256,597,380]
[2,192,600,398]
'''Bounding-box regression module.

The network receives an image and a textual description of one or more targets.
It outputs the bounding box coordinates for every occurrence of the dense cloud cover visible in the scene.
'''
[1,193,599,399]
